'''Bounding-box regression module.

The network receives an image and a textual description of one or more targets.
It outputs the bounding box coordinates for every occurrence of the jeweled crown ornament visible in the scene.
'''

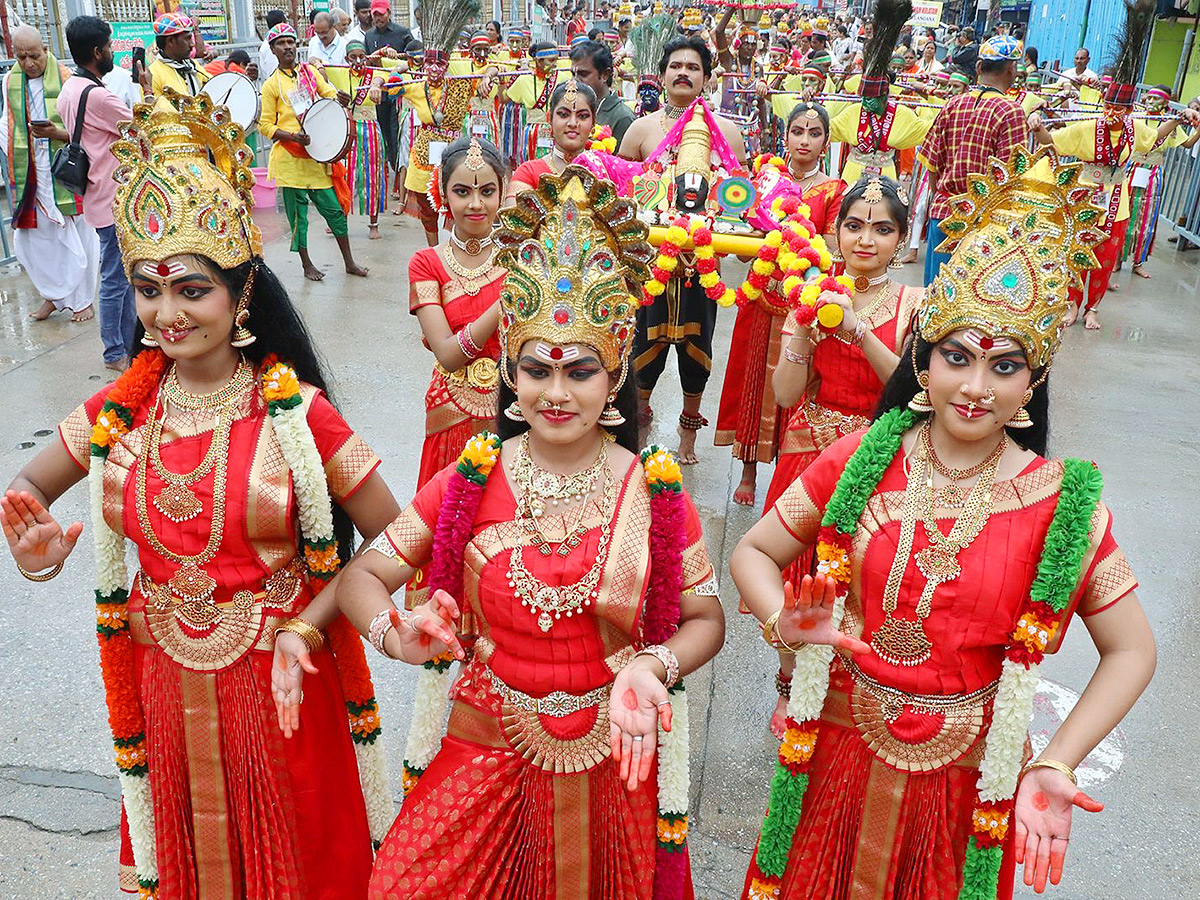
[920,147,1107,368]
[111,89,262,275]
[494,165,653,374]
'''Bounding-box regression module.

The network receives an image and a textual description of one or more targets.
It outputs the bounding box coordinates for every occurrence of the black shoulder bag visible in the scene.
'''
[51,73,102,197]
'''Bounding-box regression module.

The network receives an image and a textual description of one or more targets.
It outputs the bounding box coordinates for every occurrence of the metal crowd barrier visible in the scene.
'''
[1155,144,1200,248]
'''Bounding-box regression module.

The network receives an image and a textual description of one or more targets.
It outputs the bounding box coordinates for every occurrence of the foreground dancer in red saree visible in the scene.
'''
[411,136,507,489]
[715,102,844,506]
[0,91,397,897]
[732,148,1154,900]
[759,175,921,737]
[275,166,725,900]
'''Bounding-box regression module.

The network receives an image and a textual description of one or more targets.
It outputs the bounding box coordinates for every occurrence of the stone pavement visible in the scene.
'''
[0,205,1197,899]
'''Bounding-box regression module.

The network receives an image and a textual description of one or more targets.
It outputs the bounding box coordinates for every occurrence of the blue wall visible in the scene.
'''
[1024,0,1129,73]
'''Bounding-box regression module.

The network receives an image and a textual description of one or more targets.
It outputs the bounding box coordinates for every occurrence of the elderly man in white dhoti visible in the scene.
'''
[0,25,99,322]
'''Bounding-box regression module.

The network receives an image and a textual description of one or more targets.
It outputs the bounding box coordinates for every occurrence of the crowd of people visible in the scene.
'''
[0,1,1172,898]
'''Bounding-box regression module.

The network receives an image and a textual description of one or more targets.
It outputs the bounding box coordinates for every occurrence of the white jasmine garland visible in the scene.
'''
[657,684,690,815]
[268,403,335,541]
[785,592,845,723]
[403,665,454,773]
[977,659,1043,802]
[354,740,395,841]
[117,771,158,884]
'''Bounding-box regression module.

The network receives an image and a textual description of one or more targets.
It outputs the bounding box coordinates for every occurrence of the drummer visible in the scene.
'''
[259,23,369,281]
[148,12,210,96]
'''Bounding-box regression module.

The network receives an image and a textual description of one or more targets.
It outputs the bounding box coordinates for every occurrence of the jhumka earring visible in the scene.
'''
[908,371,935,413]
[1005,388,1034,428]
[504,401,526,422]
[230,263,258,348]
[598,392,625,427]
[140,332,160,347]
[888,248,905,269]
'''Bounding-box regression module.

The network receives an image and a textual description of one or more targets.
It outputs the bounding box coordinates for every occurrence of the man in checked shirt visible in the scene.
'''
[917,35,1029,286]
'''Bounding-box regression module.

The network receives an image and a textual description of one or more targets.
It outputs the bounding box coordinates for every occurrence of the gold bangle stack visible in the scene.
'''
[1019,758,1078,786]
[16,561,63,582]
[761,609,802,653]
[275,617,326,654]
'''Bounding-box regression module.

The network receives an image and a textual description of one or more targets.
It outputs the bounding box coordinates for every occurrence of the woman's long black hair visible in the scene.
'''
[496,360,641,454]
[130,255,359,559]
[873,334,1051,456]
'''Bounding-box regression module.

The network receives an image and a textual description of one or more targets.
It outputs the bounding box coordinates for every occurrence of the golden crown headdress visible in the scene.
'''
[494,166,653,377]
[920,148,1107,368]
[112,89,261,276]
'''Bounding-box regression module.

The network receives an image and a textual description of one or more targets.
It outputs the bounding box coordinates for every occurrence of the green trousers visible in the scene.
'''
[281,187,347,252]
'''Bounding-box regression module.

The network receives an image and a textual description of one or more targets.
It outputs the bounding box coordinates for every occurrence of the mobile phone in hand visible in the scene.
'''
[131,45,147,77]
[29,119,51,127]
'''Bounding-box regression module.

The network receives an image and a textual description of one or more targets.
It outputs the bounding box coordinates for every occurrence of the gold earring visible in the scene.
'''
[888,248,905,269]
[230,264,257,348]
[1006,388,1034,429]
[140,332,159,347]
[504,400,526,422]
[908,371,934,413]
[598,393,625,427]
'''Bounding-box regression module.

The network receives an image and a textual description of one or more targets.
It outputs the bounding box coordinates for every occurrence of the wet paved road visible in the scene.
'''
[1,206,1196,898]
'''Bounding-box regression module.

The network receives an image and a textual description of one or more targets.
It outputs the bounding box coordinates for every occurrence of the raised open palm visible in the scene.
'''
[776,573,871,655]
[1,490,82,574]
[1014,766,1104,893]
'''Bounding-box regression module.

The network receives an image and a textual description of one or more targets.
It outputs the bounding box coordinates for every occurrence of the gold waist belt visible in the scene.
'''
[437,356,499,391]
[130,560,305,671]
[489,668,613,775]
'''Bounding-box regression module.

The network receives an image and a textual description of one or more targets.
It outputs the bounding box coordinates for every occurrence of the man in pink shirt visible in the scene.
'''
[58,17,136,372]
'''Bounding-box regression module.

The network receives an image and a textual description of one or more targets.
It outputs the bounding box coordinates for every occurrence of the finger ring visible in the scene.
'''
[632,735,644,742]
[409,615,423,634]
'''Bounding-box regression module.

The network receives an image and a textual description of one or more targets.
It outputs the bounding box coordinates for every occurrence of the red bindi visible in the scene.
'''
[979,336,994,350]
[155,262,172,277]
[549,346,564,361]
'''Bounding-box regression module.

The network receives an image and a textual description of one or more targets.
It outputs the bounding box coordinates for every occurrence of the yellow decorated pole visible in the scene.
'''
[647,226,766,257]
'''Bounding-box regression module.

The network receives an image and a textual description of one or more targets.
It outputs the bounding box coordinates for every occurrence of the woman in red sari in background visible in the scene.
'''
[275,166,726,900]
[505,80,596,202]
[411,136,507,489]
[759,175,921,737]
[732,149,1153,900]
[716,102,844,506]
[1,92,397,897]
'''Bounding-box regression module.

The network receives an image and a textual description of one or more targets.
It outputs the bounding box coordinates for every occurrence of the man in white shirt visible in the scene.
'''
[258,9,286,82]
[308,12,346,65]
[1056,47,1099,89]
[347,0,371,44]
[102,60,140,108]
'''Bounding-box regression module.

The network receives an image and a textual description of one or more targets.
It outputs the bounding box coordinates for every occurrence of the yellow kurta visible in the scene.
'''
[830,101,932,182]
[259,66,338,190]
[1050,119,1160,222]
[149,58,210,96]
[507,70,560,123]
[400,62,476,193]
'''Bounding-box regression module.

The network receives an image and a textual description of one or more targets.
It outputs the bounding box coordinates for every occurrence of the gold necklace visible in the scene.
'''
[870,443,999,667]
[150,360,251,522]
[508,466,616,633]
[137,395,233,604]
[920,421,1007,506]
[441,243,496,296]
[161,358,254,411]
[513,432,609,556]
[850,271,890,293]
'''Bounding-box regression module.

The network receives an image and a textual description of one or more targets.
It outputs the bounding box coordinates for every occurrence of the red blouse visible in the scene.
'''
[408,246,505,360]
[511,157,552,193]
[772,431,1138,697]
[380,455,715,697]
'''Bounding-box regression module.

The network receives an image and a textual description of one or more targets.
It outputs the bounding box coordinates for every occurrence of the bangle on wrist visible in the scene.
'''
[783,346,811,366]
[275,617,325,654]
[368,607,399,658]
[634,644,680,689]
[456,324,483,359]
[16,560,63,582]
[850,318,868,348]
[761,609,802,653]
[1019,758,1077,785]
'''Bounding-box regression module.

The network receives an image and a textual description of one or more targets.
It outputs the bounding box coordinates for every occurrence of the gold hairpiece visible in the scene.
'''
[862,177,885,205]
[563,78,579,107]
[465,137,486,171]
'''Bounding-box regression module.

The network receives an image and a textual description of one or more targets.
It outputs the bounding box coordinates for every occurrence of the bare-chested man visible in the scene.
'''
[618,36,745,464]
